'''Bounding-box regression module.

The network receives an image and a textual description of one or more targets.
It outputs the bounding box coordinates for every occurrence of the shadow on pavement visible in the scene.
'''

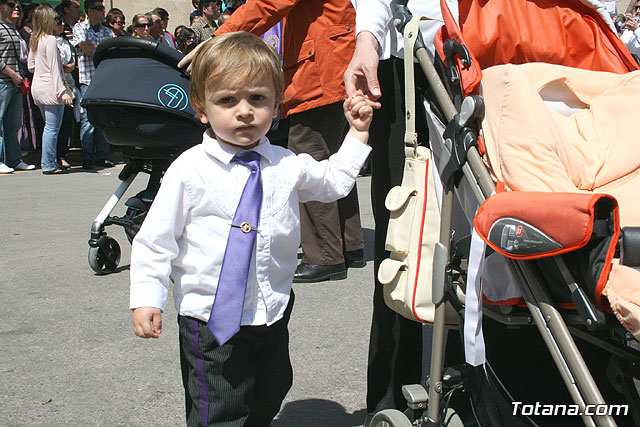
[273,399,367,427]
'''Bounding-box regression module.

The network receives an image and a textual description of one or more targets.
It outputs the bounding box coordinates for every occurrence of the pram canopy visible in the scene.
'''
[81,37,205,150]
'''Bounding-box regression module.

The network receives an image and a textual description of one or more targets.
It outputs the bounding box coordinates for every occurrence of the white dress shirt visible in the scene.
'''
[130,131,371,327]
[352,0,457,59]
[621,28,640,57]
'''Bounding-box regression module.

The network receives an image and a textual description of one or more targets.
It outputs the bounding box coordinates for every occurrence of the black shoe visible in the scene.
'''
[293,263,347,283]
[95,159,115,168]
[345,249,366,269]
[82,160,95,170]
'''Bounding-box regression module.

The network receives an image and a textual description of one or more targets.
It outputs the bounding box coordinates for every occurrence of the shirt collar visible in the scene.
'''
[201,130,274,166]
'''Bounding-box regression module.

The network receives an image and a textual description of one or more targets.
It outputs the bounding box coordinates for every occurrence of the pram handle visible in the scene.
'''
[93,37,187,73]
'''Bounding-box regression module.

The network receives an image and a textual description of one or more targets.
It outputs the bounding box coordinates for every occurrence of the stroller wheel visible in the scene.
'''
[370,409,413,427]
[88,236,121,275]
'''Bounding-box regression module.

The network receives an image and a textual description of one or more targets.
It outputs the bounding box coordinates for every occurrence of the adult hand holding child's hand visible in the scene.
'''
[345,90,374,143]
[132,307,163,338]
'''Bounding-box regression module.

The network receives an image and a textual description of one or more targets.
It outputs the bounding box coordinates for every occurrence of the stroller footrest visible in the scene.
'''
[105,215,137,228]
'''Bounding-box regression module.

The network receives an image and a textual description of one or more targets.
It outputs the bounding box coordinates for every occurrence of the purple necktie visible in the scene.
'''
[207,151,262,345]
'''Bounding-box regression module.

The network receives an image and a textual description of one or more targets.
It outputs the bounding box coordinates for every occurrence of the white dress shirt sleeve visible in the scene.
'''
[296,134,372,203]
[129,162,192,311]
[353,0,392,58]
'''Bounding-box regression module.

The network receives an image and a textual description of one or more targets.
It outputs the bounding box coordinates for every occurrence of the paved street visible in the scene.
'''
[0,159,376,426]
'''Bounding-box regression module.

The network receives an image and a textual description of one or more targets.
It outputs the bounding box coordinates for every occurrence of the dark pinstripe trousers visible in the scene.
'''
[178,292,295,427]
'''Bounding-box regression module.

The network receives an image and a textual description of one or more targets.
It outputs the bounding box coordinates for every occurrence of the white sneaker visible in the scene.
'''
[0,163,14,174]
[14,160,35,171]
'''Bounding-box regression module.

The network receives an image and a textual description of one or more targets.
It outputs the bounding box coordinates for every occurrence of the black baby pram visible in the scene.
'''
[83,37,205,274]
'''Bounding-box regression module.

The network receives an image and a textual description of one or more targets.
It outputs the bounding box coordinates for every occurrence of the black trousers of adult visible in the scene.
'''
[366,57,430,415]
[179,292,294,427]
[288,101,364,266]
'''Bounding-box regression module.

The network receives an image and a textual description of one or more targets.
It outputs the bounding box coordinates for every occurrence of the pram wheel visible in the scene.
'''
[88,236,121,275]
[370,409,413,427]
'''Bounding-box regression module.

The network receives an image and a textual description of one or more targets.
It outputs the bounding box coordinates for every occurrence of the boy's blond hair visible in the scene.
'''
[190,32,284,117]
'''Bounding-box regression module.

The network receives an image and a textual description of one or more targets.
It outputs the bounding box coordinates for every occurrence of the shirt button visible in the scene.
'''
[308,50,312,55]
[346,26,351,31]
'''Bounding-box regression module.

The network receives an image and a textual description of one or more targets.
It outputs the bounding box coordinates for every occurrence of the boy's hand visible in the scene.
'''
[344,90,373,143]
[132,307,163,339]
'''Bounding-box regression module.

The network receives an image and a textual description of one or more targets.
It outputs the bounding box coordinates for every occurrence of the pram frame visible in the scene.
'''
[371,3,640,427]
[84,38,203,274]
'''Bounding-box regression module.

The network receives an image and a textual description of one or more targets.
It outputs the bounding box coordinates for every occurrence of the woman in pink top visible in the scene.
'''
[27,5,72,174]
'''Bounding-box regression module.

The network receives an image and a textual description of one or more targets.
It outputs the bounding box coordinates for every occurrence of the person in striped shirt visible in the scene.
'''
[0,0,35,173]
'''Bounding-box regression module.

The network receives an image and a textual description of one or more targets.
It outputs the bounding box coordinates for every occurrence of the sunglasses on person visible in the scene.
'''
[3,2,16,8]
[135,22,150,28]
[88,5,105,11]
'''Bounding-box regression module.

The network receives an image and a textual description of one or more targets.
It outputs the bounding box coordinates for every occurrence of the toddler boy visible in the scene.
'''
[130,31,372,426]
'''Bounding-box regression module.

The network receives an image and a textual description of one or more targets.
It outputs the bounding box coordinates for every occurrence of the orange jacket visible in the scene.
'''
[215,0,355,116]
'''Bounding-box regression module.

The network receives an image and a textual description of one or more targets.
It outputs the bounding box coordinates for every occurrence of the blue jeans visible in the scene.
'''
[79,84,109,162]
[38,104,65,171]
[0,80,24,168]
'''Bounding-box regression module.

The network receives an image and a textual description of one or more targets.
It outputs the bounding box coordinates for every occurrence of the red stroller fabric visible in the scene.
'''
[434,0,639,96]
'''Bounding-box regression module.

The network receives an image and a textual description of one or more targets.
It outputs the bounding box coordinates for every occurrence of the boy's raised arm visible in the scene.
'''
[344,90,374,144]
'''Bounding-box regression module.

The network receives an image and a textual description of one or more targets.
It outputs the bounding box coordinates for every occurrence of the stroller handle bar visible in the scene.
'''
[93,37,187,73]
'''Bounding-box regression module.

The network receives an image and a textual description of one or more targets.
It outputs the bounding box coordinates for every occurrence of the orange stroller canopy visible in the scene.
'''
[435,0,640,96]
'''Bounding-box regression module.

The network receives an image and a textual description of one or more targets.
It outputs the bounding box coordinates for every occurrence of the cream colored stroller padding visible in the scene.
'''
[479,62,640,338]
[481,62,640,226]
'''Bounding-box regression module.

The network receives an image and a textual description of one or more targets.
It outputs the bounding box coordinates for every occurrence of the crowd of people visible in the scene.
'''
[0,0,235,175]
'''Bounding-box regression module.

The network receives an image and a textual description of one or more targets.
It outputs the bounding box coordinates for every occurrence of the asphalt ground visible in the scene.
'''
[0,154,376,426]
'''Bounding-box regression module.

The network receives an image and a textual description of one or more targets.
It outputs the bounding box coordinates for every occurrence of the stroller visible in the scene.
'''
[82,38,205,274]
[370,1,640,426]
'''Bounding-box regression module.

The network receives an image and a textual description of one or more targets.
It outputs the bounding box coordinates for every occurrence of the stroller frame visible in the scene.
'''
[84,38,203,274]
[371,3,640,427]
[87,153,172,275]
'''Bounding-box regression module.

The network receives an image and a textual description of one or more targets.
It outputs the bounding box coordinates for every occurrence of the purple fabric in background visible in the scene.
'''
[261,21,282,56]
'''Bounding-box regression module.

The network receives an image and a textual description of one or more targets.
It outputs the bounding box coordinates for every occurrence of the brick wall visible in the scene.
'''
[108,0,193,33]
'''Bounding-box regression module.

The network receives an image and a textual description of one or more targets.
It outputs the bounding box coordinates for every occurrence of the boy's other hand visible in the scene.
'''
[132,307,163,338]
[344,90,373,143]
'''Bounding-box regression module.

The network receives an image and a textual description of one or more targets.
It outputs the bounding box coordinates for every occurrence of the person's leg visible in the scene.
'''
[289,102,364,281]
[288,103,346,267]
[79,84,96,166]
[247,292,294,426]
[94,127,111,163]
[56,105,74,164]
[179,316,265,427]
[0,82,25,168]
[39,104,65,172]
[366,57,429,419]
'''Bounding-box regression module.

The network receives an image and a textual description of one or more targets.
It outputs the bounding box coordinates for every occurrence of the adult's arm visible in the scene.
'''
[621,28,640,57]
[44,36,68,100]
[0,63,22,86]
[71,23,95,56]
[179,0,299,70]
[343,0,391,105]
[214,0,298,37]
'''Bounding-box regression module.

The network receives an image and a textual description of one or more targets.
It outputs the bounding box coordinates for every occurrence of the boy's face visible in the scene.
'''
[199,75,278,150]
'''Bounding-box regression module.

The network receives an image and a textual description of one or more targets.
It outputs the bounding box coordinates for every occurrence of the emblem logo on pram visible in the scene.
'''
[157,84,189,111]
[488,217,562,256]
